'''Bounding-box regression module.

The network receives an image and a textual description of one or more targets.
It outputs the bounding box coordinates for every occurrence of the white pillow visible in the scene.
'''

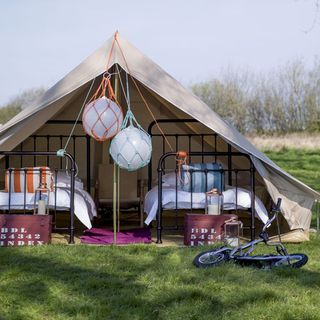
[162,172,179,187]
[54,171,84,190]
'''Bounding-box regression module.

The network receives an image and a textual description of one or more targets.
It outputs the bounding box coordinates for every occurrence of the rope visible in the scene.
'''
[176,151,188,185]
[126,69,131,111]
[82,70,124,142]
[56,77,96,176]
[105,31,118,73]
[86,74,121,106]
[115,64,130,109]
[114,64,148,134]
[63,78,96,151]
[114,36,174,152]
[115,64,134,127]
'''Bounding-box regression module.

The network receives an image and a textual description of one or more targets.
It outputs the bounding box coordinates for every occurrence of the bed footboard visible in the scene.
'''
[156,151,256,244]
[0,151,77,244]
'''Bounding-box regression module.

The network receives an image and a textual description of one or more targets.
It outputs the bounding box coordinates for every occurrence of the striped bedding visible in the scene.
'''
[4,167,53,193]
[181,163,224,193]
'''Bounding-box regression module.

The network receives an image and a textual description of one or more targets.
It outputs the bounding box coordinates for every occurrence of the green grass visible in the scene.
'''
[1,241,320,320]
[265,149,320,227]
[0,148,320,320]
[264,149,320,192]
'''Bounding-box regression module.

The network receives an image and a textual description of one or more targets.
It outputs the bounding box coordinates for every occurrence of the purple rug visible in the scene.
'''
[80,227,152,245]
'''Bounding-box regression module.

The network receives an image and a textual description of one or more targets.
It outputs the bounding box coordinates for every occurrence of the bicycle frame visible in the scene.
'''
[227,199,288,258]
[194,198,308,268]
[228,236,288,259]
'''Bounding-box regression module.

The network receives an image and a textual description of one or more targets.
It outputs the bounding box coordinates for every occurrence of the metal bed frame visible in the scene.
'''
[0,120,93,244]
[147,119,257,244]
[0,151,76,244]
[0,118,260,245]
[6,120,92,193]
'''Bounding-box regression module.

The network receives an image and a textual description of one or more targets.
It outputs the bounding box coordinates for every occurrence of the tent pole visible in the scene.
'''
[316,200,319,233]
[228,144,232,186]
[117,165,120,232]
[113,163,117,244]
[250,165,256,240]
[114,67,121,233]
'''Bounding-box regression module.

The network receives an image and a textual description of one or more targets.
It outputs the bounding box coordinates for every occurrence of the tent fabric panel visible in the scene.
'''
[0,40,114,135]
[113,37,319,199]
[0,91,77,152]
[0,33,318,234]
[252,157,314,230]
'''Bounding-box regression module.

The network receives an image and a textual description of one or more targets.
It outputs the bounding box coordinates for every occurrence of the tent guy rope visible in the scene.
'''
[113,33,174,152]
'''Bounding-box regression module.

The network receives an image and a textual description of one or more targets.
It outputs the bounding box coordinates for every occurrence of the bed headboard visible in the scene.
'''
[4,120,92,194]
[147,118,234,190]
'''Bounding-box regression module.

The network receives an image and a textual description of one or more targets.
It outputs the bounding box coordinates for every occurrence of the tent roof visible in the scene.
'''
[0,33,319,202]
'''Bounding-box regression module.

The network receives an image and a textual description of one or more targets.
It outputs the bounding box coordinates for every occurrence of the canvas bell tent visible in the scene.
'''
[0,33,318,241]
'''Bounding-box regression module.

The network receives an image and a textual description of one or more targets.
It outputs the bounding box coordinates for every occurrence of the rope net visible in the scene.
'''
[109,72,152,171]
[82,75,124,141]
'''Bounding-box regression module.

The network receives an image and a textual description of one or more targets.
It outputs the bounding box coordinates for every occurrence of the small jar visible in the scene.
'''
[206,188,223,215]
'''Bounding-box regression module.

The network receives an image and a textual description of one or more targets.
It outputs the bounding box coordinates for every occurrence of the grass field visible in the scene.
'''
[265,149,320,228]
[0,149,319,320]
[264,149,320,192]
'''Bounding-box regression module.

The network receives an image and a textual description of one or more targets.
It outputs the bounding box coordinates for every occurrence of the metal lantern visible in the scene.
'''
[224,218,243,247]
[82,96,123,141]
[206,188,223,215]
[109,124,152,171]
[33,183,50,215]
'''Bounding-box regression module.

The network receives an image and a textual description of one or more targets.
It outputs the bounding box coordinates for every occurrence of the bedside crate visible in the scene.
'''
[184,213,238,246]
[0,214,52,247]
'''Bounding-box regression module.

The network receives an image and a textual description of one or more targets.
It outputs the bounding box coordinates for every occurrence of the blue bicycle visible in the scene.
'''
[193,199,308,269]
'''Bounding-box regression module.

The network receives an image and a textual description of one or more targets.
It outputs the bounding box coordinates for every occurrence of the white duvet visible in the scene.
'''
[0,187,96,229]
[144,186,269,225]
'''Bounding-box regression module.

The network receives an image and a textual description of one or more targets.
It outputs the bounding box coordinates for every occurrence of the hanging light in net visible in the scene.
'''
[109,118,152,171]
[82,74,123,141]
[109,73,152,171]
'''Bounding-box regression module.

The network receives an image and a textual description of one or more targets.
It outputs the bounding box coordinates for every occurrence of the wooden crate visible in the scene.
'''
[184,213,238,246]
[0,214,52,247]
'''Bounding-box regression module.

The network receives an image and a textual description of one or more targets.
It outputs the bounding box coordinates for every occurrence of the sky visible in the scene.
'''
[0,0,319,105]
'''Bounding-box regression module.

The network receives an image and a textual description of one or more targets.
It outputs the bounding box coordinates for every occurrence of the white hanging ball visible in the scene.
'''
[109,126,152,171]
[82,96,123,141]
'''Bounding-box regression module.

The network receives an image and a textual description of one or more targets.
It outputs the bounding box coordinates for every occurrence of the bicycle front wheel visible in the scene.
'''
[193,249,230,268]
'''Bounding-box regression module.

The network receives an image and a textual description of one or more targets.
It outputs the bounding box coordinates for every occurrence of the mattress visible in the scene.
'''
[144,186,269,225]
[0,187,96,229]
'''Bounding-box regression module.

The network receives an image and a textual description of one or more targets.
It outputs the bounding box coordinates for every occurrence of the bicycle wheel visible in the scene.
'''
[193,249,230,268]
[273,253,308,268]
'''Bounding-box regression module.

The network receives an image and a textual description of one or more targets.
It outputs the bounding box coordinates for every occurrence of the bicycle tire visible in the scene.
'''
[193,249,230,268]
[273,253,308,268]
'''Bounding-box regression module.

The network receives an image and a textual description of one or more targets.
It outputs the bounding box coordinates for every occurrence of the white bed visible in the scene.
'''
[144,186,269,225]
[0,172,96,229]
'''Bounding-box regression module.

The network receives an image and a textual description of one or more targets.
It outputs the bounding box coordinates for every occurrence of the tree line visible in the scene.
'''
[1,61,320,135]
[191,59,320,134]
[0,88,45,125]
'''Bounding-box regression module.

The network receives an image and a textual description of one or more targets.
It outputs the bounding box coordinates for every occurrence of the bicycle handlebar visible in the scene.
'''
[262,198,282,232]
[274,198,282,212]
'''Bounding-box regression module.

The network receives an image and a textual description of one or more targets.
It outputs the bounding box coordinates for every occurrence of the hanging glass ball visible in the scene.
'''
[82,96,123,141]
[109,125,152,171]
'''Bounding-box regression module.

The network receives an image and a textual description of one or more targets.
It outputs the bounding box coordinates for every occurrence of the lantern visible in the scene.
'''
[109,125,152,171]
[224,218,243,247]
[34,183,50,215]
[206,188,223,215]
[82,96,123,141]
